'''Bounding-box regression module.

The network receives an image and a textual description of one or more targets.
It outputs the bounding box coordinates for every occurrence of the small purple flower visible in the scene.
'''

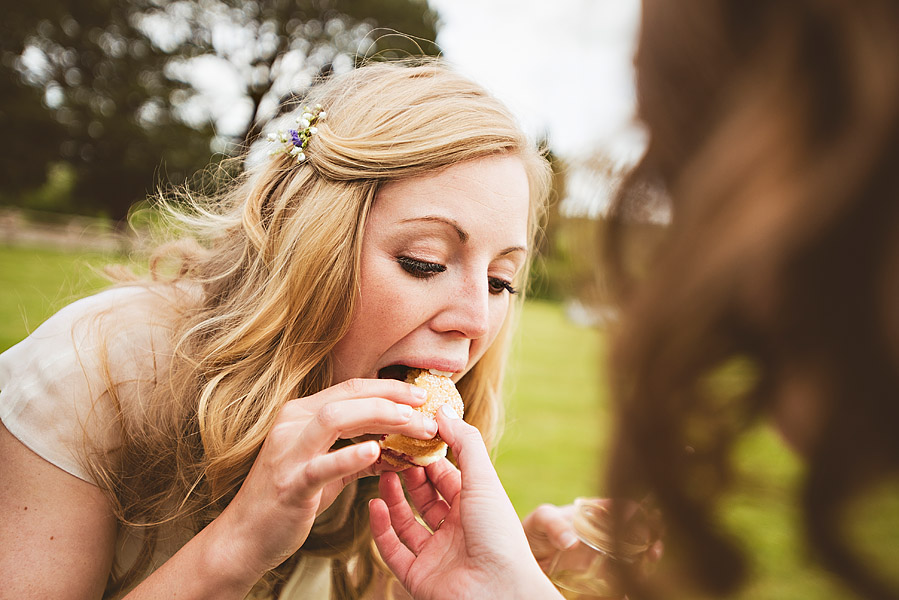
[270,104,324,163]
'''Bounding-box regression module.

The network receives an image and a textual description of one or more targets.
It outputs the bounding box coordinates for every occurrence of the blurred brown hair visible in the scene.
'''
[606,1,899,597]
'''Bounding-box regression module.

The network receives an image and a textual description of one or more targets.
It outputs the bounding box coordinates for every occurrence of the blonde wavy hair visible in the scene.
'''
[95,60,551,597]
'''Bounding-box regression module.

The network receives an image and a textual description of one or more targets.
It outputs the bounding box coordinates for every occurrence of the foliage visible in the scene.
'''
[528,149,670,308]
[0,0,439,219]
[1,0,216,219]
[135,0,440,142]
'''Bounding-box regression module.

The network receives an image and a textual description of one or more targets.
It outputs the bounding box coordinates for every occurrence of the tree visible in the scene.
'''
[138,0,440,143]
[1,0,440,219]
[0,1,70,197]
[1,0,215,218]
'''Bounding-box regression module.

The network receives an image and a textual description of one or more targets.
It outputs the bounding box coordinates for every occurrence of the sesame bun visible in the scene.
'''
[379,369,464,468]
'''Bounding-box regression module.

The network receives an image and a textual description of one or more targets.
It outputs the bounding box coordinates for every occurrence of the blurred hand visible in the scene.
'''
[523,502,578,571]
[524,499,665,574]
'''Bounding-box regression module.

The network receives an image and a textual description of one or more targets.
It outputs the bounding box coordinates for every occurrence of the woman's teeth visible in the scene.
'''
[428,369,454,377]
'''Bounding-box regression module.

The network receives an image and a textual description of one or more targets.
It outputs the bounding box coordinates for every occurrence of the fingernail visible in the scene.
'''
[440,404,460,419]
[561,532,579,549]
[359,441,380,459]
[424,418,438,435]
[397,404,413,419]
[411,386,428,400]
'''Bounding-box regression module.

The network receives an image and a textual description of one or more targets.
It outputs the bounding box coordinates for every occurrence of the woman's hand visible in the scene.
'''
[207,378,438,586]
[369,405,563,600]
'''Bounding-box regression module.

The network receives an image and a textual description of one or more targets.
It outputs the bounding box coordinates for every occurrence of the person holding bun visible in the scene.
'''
[0,60,573,599]
[371,404,563,600]
[371,0,899,599]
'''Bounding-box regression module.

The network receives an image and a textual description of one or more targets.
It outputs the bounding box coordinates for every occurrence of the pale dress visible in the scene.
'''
[0,285,331,598]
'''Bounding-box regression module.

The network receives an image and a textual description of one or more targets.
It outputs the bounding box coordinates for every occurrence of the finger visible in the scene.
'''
[525,504,579,551]
[297,398,438,456]
[378,472,432,554]
[647,539,665,563]
[299,441,380,492]
[369,498,416,583]
[400,467,450,531]
[309,378,428,408]
[423,458,462,504]
[335,448,408,491]
[435,404,502,491]
[355,454,406,479]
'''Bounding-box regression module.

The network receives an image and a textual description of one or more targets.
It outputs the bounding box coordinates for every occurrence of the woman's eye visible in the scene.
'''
[488,277,518,295]
[397,256,516,294]
[397,256,446,279]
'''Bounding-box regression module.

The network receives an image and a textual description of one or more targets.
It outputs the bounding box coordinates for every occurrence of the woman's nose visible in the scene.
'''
[432,276,491,339]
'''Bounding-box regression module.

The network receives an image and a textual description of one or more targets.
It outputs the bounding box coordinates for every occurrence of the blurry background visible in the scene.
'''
[1,1,886,598]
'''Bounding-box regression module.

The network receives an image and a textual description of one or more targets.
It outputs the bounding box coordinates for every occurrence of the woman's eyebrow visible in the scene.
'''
[399,216,468,242]
[498,246,527,258]
[397,216,527,257]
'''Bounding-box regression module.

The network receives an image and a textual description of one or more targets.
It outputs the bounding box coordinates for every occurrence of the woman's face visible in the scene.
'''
[330,154,531,384]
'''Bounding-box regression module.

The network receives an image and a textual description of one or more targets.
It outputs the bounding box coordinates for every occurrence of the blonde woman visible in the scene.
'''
[0,61,559,599]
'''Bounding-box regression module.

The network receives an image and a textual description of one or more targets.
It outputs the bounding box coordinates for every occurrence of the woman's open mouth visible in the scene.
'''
[378,365,413,381]
[377,365,456,380]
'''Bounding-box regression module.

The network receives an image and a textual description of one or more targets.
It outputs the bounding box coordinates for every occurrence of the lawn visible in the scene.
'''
[0,245,126,351]
[2,244,895,599]
[498,300,606,513]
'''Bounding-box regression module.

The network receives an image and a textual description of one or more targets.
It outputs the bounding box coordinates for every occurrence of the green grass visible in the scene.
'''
[2,244,896,599]
[498,300,606,514]
[0,246,129,351]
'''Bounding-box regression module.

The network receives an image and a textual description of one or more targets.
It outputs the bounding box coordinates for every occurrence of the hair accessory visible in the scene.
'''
[268,104,326,163]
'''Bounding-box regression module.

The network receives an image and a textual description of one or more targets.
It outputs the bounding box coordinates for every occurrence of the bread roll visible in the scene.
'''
[379,369,464,468]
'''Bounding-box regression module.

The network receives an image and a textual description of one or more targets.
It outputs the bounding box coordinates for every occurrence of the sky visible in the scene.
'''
[427,0,645,166]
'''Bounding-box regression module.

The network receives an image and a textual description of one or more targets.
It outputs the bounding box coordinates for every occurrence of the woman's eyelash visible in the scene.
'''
[396,256,446,278]
[489,277,518,295]
[397,256,517,294]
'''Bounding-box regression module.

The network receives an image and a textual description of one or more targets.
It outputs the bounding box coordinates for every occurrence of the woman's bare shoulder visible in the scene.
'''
[0,420,117,598]
[0,283,199,482]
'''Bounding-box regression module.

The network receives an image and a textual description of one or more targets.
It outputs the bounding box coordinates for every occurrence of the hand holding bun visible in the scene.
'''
[379,369,464,468]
